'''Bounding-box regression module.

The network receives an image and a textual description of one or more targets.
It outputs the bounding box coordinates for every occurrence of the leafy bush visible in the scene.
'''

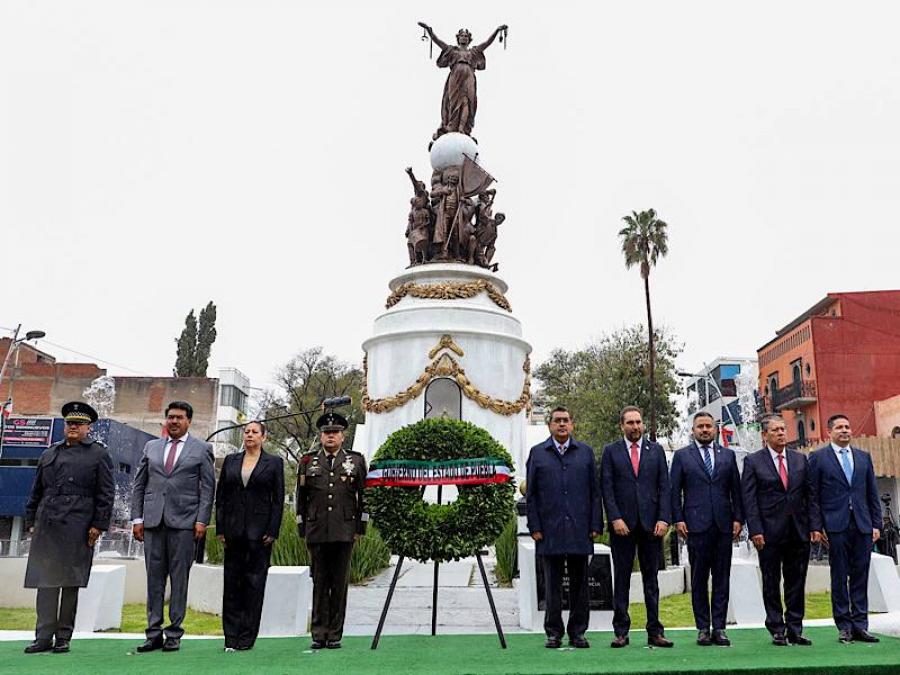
[205,505,389,583]
[493,515,519,585]
[366,418,516,562]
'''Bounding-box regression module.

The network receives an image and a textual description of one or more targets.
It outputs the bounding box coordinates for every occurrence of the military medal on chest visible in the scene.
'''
[341,457,355,481]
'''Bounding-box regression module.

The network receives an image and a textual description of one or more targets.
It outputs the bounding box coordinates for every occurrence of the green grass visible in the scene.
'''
[0,593,837,636]
[1,627,899,674]
[628,592,834,629]
[0,603,222,636]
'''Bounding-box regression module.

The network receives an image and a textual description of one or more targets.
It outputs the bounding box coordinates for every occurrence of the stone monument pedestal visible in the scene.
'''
[517,538,614,632]
[356,263,531,475]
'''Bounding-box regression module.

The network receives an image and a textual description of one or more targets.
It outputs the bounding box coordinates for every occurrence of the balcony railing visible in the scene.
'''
[773,379,817,411]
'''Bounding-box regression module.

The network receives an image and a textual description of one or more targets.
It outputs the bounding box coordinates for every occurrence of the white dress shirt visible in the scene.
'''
[696,441,715,471]
[624,437,642,462]
[768,446,788,476]
[553,438,570,455]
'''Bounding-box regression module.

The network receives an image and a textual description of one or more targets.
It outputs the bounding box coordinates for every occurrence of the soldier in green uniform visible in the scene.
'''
[296,411,368,649]
[23,402,114,654]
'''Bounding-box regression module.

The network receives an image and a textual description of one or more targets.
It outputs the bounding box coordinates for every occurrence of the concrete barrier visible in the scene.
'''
[259,566,311,636]
[869,552,900,613]
[186,563,224,615]
[74,565,126,632]
[628,567,685,603]
[727,558,766,625]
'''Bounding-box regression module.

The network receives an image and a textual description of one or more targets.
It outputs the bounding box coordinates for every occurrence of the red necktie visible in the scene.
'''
[630,442,640,476]
[165,439,180,475]
[777,453,788,490]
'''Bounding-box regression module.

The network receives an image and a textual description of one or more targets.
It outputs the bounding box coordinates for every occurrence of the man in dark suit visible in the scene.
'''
[600,406,673,648]
[296,412,367,650]
[809,414,882,644]
[526,406,602,649]
[742,414,820,646]
[670,412,743,647]
[131,401,215,652]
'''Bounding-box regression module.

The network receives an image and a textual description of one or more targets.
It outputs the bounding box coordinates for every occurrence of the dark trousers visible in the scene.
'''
[541,554,589,640]
[687,529,734,631]
[35,587,79,642]
[144,526,195,640]
[610,525,663,637]
[758,531,810,636]
[827,528,871,632]
[223,537,273,649]
[308,541,353,642]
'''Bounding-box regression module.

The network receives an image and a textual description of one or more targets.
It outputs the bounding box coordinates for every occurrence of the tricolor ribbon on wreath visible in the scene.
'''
[365,457,512,488]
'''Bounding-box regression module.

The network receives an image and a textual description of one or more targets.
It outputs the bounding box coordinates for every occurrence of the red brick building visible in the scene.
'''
[0,338,218,439]
[757,290,900,446]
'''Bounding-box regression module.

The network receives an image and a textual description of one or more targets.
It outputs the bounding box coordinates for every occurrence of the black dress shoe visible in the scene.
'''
[24,640,54,654]
[787,633,812,646]
[310,640,326,650]
[696,630,712,646]
[647,634,674,648]
[711,629,731,647]
[839,630,854,643]
[852,629,880,643]
[569,636,590,648]
[162,637,180,652]
[136,637,164,653]
[544,637,562,649]
[326,640,341,649]
[610,634,629,648]
[51,640,70,653]
[772,633,789,646]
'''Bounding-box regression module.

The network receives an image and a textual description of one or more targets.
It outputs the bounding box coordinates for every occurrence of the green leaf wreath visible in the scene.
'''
[365,418,516,562]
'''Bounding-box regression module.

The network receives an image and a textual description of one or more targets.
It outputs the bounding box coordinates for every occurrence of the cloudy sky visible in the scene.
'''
[2,1,898,393]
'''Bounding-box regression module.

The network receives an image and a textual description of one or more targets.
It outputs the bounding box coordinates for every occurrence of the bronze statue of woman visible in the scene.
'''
[418,22,507,141]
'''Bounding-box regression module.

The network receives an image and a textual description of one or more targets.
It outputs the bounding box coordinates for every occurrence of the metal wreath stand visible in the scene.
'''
[370,482,507,649]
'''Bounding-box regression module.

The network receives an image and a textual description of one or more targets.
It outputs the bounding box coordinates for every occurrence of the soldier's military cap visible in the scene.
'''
[316,411,348,432]
[62,401,98,424]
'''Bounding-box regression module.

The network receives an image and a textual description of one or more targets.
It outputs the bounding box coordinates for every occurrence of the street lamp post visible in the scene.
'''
[0,325,47,454]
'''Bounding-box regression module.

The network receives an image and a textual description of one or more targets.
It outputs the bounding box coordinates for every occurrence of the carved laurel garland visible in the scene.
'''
[385,279,512,312]
[362,349,531,417]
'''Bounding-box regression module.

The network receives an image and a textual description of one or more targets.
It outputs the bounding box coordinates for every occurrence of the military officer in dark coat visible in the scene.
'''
[296,411,367,650]
[23,402,115,654]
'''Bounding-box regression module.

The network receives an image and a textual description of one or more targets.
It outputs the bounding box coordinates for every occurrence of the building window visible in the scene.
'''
[892,427,900,439]
[219,385,248,413]
[118,462,131,474]
[810,419,816,432]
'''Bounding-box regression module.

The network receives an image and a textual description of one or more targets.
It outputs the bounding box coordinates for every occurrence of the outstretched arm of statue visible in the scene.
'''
[406,167,427,197]
[418,22,449,50]
[476,25,508,52]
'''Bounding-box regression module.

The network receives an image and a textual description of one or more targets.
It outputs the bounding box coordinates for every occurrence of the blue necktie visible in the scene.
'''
[702,445,713,476]
[839,448,853,483]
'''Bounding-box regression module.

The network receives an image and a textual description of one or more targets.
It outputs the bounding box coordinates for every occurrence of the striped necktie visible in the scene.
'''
[701,445,713,476]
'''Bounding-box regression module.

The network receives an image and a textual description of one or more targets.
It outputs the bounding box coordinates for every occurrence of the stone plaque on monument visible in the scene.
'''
[535,552,613,611]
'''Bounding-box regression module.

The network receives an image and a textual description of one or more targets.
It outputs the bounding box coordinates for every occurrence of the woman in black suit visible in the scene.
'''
[216,421,285,650]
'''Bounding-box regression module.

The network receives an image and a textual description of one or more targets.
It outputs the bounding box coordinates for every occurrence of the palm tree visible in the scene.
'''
[619,209,669,441]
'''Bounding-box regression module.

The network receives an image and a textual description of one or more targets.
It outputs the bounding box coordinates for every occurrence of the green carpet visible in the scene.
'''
[3,627,898,675]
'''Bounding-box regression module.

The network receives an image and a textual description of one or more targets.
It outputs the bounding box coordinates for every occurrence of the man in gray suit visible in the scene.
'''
[131,401,215,652]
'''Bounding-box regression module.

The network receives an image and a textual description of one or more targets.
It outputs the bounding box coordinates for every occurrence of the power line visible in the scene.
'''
[40,340,154,376]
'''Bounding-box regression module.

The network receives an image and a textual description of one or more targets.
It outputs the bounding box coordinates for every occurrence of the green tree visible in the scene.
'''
[534,325,682,451]
[257,347,364,470]
[173,310,198,376]
[173,302,218,377]
[619,209,670,440]
[195,302,217,376]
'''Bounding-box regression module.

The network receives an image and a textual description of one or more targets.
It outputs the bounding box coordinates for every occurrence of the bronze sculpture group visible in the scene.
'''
[405,22,508,271]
